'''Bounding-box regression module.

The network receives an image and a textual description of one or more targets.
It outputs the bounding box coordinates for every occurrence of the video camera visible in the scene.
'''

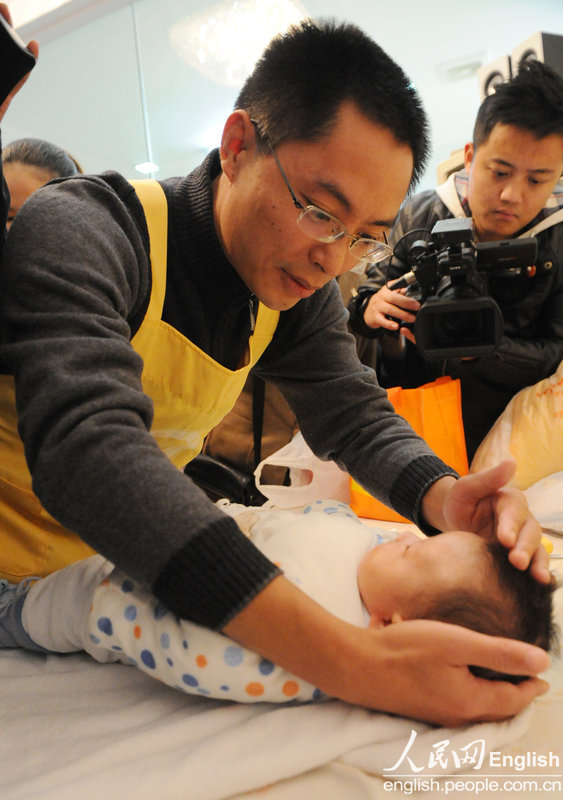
[389,217,537,358]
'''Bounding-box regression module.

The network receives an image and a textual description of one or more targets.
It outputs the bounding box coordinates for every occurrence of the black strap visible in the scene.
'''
[251,375,265,468]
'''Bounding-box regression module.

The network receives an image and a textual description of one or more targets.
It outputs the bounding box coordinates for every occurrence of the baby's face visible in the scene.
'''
[357,530,489,627]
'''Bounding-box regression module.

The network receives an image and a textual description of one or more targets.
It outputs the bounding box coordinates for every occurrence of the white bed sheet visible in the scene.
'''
[1,521,562,800]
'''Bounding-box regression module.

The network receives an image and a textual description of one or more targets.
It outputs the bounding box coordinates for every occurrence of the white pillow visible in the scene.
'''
[524,471,563,534]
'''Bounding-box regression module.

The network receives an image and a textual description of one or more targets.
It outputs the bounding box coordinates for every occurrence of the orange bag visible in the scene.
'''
[350,377,468,522]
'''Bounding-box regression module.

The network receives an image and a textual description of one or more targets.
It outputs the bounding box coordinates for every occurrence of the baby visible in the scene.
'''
[0,501,558,702]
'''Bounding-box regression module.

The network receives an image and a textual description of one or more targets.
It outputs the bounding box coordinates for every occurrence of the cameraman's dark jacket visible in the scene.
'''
[348,170,563,461]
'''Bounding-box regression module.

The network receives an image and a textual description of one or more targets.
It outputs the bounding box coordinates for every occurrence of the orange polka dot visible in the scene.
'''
[245,682,265,697]
[134,625,142,639]
[282,681,299,697]
[101,579,110,587]
[196,654,207,668]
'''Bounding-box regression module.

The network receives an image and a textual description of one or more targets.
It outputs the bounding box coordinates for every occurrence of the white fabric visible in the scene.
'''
[0,648,534,800]
[525,472,563,534]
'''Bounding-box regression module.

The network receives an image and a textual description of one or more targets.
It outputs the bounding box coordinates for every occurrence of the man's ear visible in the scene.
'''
[463,142,475,172]
[220,110,255,183]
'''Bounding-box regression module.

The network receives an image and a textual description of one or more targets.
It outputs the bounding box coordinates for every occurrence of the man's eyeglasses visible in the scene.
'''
[266,141,393,270]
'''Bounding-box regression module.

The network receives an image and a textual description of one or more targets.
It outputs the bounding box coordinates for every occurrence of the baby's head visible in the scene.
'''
[358,530,558,668]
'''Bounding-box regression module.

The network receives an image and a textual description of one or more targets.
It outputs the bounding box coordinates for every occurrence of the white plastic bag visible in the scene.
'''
[253,432,350,508]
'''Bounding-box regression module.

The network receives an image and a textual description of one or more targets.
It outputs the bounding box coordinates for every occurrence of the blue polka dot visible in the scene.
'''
[160,632,170,649]
[153,602,168,621]
[167,658,174,667]
[111,645,123,652]
[303,505,312,514]
[97,617,113,636]
[322,506,338,514]
[312,688,323,701]
[140,650,156,669]
[182,674,199,687]
[220,685,230,692]
[89,634,101,645]
[121,579,134,593]
[259,659,275,676]
[124,605,137,621]
[223,645,244,667]
[196,688,211,696]
[182,640,189,650]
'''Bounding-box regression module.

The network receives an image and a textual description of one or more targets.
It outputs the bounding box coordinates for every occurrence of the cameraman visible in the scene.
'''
[348,60,563,461]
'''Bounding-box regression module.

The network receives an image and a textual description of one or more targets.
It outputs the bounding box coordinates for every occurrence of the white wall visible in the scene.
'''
[3,0,563,190]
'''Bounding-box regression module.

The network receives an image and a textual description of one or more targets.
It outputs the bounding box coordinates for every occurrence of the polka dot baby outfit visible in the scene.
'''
[22,500,395,703]
[87,564,321,703]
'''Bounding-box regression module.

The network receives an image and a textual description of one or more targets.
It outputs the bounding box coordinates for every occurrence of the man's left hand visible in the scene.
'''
[441,458,551,583]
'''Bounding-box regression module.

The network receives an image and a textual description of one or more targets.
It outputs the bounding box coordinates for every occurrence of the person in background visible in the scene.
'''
[348,61,563,461]
[3,137,82,228]
[0,15,551,726]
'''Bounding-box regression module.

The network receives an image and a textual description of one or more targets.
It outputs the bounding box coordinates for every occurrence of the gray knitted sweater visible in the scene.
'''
[0,151,455,629]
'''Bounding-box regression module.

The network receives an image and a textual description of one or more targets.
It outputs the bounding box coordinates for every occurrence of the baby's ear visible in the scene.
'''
[369,611,404,628]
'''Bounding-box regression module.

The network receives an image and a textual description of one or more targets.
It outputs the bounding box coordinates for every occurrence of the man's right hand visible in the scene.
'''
[363,284,420,344]
[341,618,550,726]
[225,574,550,726]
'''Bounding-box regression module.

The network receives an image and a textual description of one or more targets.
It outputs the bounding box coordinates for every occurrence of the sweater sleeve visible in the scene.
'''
[0,175,280,630]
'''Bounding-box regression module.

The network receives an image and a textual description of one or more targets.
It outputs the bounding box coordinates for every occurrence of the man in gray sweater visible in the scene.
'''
[0,17,550,725]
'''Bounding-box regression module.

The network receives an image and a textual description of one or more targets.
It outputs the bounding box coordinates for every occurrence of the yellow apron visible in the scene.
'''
[0,179,279,581]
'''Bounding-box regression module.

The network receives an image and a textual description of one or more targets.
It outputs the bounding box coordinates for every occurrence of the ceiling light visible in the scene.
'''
[169,0,307,87]
[135,161,159,175]
[9,0,70,28]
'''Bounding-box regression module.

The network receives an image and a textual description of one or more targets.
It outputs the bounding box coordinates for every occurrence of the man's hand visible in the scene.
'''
[225,573,550,726]
[424,459,551,584]
[363,283,419,344]
[0,4,39,123]
[351,619,550,727]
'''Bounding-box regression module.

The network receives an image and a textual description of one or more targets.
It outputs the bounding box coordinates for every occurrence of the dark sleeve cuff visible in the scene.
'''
[388,454,459,536]
[152,514,282,630]
[346,285,385,339]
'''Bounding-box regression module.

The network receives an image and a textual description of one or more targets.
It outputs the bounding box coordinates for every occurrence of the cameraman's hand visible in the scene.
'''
[0,4,39,123]
[363,284,419,344]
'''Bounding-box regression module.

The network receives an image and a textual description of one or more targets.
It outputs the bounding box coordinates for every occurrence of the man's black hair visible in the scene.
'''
[235,18,430,190]
[473,60,563,148]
